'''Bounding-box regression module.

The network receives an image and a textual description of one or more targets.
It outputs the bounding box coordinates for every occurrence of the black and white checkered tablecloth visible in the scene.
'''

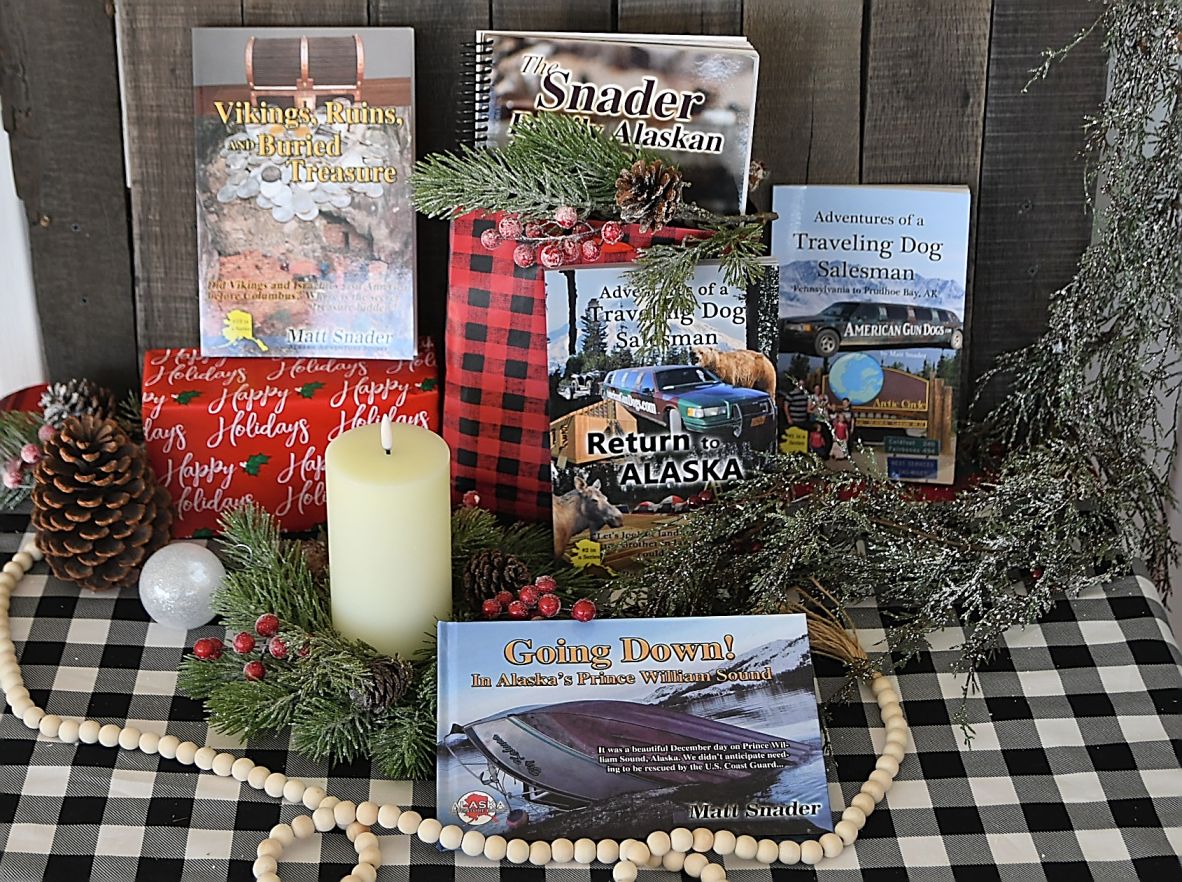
[0,525,1179,882]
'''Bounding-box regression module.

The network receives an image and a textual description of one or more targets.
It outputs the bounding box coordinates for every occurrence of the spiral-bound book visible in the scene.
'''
[192,27,418,359]
[468,31,759,214]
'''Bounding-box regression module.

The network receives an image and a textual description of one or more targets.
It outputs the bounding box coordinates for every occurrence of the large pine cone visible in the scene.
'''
[32,415,172,591]
[614,158,685,233]
[350,656,414,712]
[461,549,531,610]
[40,378,117,429]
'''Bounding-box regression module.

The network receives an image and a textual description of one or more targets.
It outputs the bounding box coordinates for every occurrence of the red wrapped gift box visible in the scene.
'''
[142,341,439,537]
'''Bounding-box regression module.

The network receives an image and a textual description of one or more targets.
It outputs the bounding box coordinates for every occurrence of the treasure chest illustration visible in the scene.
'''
[246,35,364,109]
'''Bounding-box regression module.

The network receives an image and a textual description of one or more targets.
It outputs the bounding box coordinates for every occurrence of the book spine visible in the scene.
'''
[456,39,494,148]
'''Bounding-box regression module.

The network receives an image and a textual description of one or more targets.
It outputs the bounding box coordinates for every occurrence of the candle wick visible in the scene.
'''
[380,414,393,456]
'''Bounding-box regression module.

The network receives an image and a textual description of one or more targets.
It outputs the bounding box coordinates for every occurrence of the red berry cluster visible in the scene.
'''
[191,612,296,682]
[481,574,596,623]
[481,209,625,270]
[687,489,716,509]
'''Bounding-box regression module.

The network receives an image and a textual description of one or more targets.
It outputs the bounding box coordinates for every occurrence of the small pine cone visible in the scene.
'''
[298,538,329,578]
[32,415,172,591]
[462,549,531,611]
[614,158,685,233]
[40,379,118,429]
[351,656,414,711]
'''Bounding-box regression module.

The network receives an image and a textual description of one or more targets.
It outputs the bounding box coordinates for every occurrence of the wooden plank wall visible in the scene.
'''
[1,0,1106,407]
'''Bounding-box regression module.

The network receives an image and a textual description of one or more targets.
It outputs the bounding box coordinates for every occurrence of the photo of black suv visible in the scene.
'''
[780,301,964,357]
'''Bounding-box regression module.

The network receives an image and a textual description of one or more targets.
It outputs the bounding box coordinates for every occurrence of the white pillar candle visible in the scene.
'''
[327,415,452,658]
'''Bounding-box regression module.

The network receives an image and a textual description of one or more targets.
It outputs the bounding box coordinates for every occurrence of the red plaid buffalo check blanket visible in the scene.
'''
[444,211,698,522]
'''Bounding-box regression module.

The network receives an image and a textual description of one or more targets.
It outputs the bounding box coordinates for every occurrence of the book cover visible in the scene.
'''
[547,262,778,570]
[474,31,758,214]
[192,27,417,359]
[437,614,832,839]
[772,185,971,484]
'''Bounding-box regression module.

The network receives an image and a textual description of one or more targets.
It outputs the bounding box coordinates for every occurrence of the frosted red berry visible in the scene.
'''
[571,598,597,622]
[581,238,602,262]
[255,613,280,638]
[512,243,536,268]
[518,585,540,608]
[554,205,578,229]
[243,660,266,681]
[507,600,529,620]
[537,594,562,618]
[233,631,256,654]
[495,590,515,607]
[481,598,502,620]
[535,575,557,594]
[498,214,523,239]
[479,228,502,250]
[561,237,582,263]
[193,637,223,660]
[698,489,715,504]
[267,637,288,659]
[462,490,481,508]
[523,221,545,239]
[600,221,624,245]
[538,242,564,269]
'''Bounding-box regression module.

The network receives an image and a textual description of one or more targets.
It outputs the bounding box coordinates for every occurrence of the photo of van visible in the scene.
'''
[601,365,775,437]
[779,301,964,358]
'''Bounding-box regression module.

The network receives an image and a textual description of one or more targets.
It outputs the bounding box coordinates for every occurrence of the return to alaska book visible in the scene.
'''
[546,262,778,571]
[193,28,417,359]
[772,185,971,484]
[472,31,758,213]
[437,614,832,840]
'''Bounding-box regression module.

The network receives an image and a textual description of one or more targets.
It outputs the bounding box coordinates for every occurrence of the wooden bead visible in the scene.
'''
[255,875,280,882]
[596,839,620,864]
[350,865,377,882]
[683,852,708,878]
[756,839,779,864]
[861,779,886,803]
[711,829,736,856]
[612,859,638,882]
[835,819,859,845]
[396,810,421,835]
[209,752,233,776]
[192,745,216,769]
[800,839,824,865]
[256,838,283,858]
[646,830,671,856]
[230,757,254,781]
[5,685,28,703]
[662,850,686,872]
[869,768,894,789]
[875,755,900,777]
[268,823,294,846]
[174,740,198,764]
[871,675,894,695]
[692,827,714,852]
[157,733,180,757]
[252,855,277,877]
[734,834,758,859]
[138,731,161,755]
[3,561,24,578]
[436,825,464,851]
[885,727,909,747]
[9,697,33,717]
[97,723,121,747]
[38,713,62,739]
[528,840,551,865]
[505,838,529,864]
[670,827,693,853]
[290,814,315,839]
[334,800,358,827]
[247,766,270,789]
[357,847,382,867]
[11,552,33,571]
[417,817,442,844]
[345,821,368,842]
[355,800,379,826]
[483,835,507,861]
[572,838,596,863]
[700,863,726,882]
[882,742,906,763]
[19,543,42,561]
[551,838,574,863]
[0,573,16,592]
[622,839,649,865]
[820,832,844,858]
[377,804,400,828]
[461,830,486,857]
[312,807,336,832]
[58,718,80,743]
[353,832,378,853]
[262,772,285,799]
[283,778,306,803]
[851,792,876,814]
[301,785,326,810]
[779,839,802,864]
[842,805,867,829]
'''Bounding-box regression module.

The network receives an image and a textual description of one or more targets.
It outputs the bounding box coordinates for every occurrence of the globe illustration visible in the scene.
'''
[828,353,884,405]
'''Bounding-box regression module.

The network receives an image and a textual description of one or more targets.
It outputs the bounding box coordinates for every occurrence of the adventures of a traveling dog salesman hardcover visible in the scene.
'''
[437,614,832,840]
[545,262,778,571]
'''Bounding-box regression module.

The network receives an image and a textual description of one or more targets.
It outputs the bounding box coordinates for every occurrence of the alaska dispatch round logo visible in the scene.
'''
[454,790,500,826]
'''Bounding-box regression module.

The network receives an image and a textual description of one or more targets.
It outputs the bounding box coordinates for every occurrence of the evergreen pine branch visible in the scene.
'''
[290,696,375,763]
[370,705,435,780]
[0,412,42,509]
[177,654,243,700]
[207,680,299,740]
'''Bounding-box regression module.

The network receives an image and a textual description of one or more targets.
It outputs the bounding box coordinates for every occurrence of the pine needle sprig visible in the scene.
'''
[0,411,41,509]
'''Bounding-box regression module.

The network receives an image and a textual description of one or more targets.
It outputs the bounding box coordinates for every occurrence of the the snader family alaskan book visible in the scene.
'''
[193,27,418,359]
[437,614,832,840]
[772,185,970,484]
[546,262,777,570]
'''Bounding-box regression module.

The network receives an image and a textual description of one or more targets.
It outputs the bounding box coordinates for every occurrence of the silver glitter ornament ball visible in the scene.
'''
[138,542,225,630]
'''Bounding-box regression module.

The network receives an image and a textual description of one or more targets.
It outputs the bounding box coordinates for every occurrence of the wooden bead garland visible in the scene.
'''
[0,543,910,882]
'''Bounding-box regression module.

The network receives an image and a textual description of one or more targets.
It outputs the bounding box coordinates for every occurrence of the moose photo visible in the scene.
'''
[552,473,625,557]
